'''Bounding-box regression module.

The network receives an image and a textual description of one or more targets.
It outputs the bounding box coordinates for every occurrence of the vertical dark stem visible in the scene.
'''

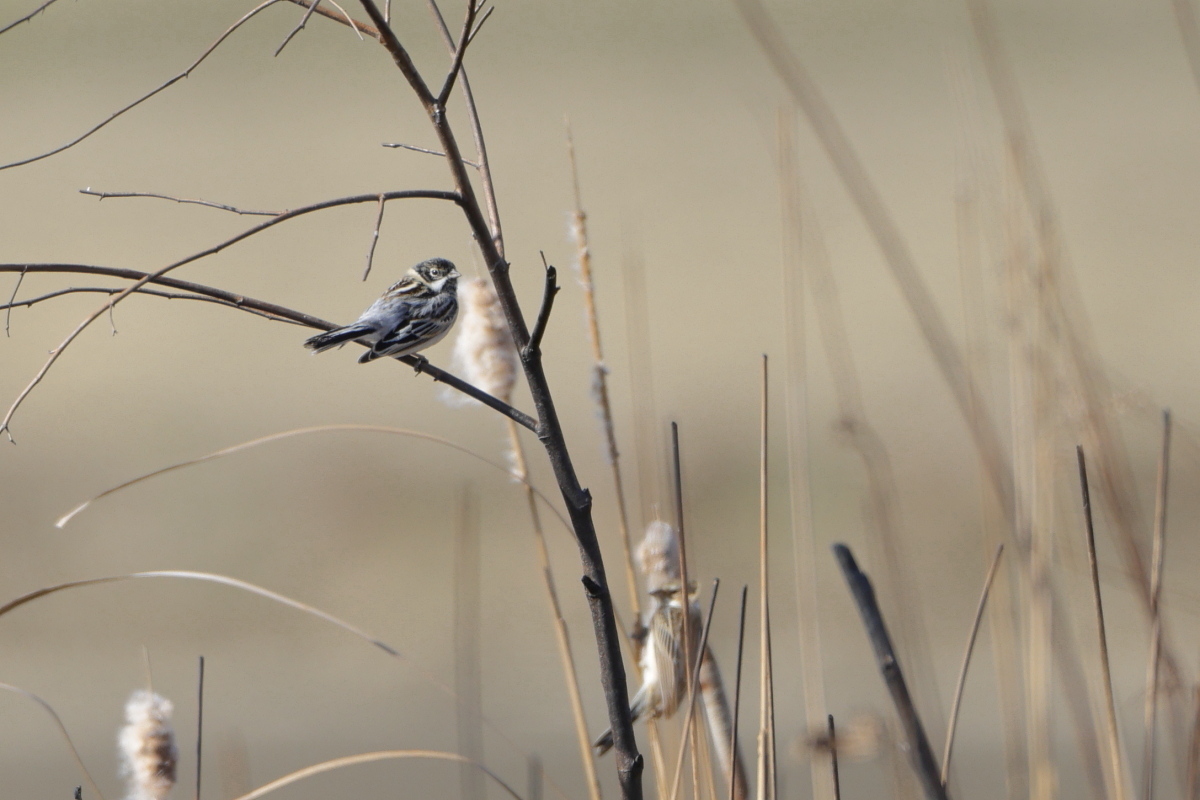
[195,655,205,800]
[827,715,841,800]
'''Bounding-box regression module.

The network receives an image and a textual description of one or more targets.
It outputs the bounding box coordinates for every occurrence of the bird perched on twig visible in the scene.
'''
[593,582,701,755]
[304,258,461,363]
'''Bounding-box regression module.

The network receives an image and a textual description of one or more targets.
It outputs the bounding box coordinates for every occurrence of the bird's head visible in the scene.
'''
[411,258,461,292]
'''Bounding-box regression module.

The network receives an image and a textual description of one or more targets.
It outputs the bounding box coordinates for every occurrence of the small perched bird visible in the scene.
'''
[304,258,461,363]
[593,583,701,755]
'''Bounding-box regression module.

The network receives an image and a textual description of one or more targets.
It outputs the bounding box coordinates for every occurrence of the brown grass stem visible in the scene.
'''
[667,580,722,800]
[566,122,641,625]
[730,587,750,800]
[0,682,106,800]
[671,422,695,717]
[756,355,776,800]
[1142,410,1172,800]
[940,543,1004,786]
[1077,447,1130,800]
[56,424,566,531]
[832,544,948,800]
[196,656,205,800]
[507,422,604,800]
[827,716,841,800]
[229,750,525,800]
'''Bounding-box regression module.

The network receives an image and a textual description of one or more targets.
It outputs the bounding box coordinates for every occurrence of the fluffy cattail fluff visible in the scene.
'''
[447,277,518,404]
[635,520,681,596]
[119,690,178,800]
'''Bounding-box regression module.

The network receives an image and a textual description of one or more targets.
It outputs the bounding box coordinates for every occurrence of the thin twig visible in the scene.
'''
[827,716,841,800]
[382,142,481,168]
[0,682,107,800]
[362,194,387,281]
[284,0,376,37]
[757,354,777,800]
[1,188,466,441]
[0,0,62,37]
[1143,410,1172,800]
[832,544,948,800]
[0,286,296,321]
[0,0,287,172]
[275,0,321,56]
[466,5,495,47]
[80,189,280,215]
[5,267,26,336]
[436,0,482,106]
[525,261,559,358]
[1077,446,1130,800]
[667,580,722,800]
[730,587,749,800]
[196,656,205,800]
[940,543,1004,785]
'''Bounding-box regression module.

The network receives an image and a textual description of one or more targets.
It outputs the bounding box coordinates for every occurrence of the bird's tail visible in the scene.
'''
[593,687,650,755]
[304,324,374,354]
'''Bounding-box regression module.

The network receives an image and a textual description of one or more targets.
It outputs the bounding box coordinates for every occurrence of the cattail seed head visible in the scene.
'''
[636,520,681,595]
[119,690,177,800]
[450,277,518,403]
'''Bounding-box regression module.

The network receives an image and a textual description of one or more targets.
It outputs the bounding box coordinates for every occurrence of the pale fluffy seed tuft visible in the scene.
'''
[119,690,178,800]
[448,277,518,404]
[636,520,680,594]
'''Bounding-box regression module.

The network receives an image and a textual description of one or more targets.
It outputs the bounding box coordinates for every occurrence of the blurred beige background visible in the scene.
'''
[4,0,1200,798]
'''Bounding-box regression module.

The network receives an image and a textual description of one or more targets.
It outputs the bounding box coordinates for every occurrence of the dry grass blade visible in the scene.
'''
[195,656,205,800]
[56,424,570,534]
[940,543,1004,786]
[1077,447,1130,800]
[1143,409,1171,800]
[229,750,526,800]
[0,682,106,800]
[0,571,401,657]
[756,354,777,800]
[730,587,749,800]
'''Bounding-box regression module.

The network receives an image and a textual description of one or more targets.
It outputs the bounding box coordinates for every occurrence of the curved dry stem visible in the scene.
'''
[0,189,462,441]
[0,682,106,800]
[231,750,525,800]
[0,0,285,171]
[0,0,61,37]
[80,188,280,216]
[56,424,571,533]
[1,285,300,322]
[0,570,401,656]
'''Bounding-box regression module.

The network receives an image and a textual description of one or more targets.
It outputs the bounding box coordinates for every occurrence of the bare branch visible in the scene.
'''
[0,285,300,323]
[285,0,376,37]
[466,5,494,48]
[5,268,26,336]
[525,260,559,359]
[436,0,482,106]
[275,0,322,57]
[362,194,387,281]
[0,0,286,172]
[80,188,279,216]
[382,142,481,169]
[0,189,461,441]
[0,0,61,37]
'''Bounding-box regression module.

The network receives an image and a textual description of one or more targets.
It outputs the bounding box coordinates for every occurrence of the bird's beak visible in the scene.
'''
[450,269,461,279]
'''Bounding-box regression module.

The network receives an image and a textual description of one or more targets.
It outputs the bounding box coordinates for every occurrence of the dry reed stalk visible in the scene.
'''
[940,543,1004,786]
[119,690,178,800]
[1143,410,1172,800]
[195,656,205,800]
[756,356,777,800]
[456,490,486,800]
[776,110,834,800]
[565,123,640,623]
[507,422,604,800]
[669,423,702,800]
[1078,448,1132,800]
[730,588,750,800]
[0,682,107,800]
[667,581,722,800]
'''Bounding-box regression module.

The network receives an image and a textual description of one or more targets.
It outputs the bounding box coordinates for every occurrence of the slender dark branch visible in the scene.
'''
[0,0,61,36]
[284,0,377,37]
[0,285,301,323]
[0,0,286,172]
[436,0,481,106]
[0,258,538,435]
[362,194,387,281]
[466,5,494,47]
[832,544,949,800]
[355,0,435,104]
[195,656,205,800]
[275,0,322,56]
[80,189,279,216]
[827,716,841,800]
[382,142,481,169]
[525,262,559,359]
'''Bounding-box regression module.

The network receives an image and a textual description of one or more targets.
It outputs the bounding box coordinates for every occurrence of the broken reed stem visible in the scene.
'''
[757,355,777,800]
[940,543,1004,786]
[832,544,948,800]
[506,421,603,800]
[1142,410,1171,800]
[1077,447,1129,800]
[566,122,641,624]
[730,587,750,800]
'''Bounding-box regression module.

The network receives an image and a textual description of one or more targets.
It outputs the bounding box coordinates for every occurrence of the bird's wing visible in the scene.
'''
[652,605,686,718]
